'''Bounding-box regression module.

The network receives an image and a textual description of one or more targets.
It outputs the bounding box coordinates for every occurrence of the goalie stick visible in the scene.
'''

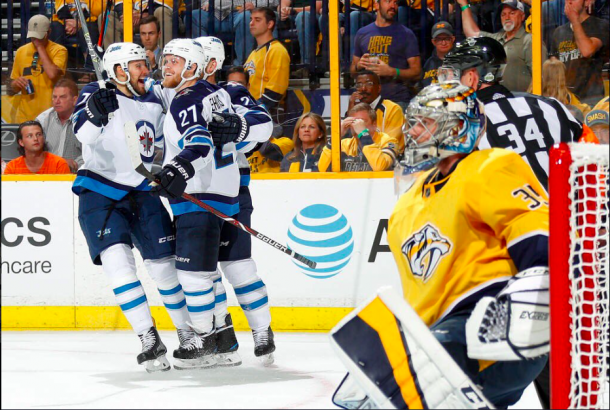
[123,121,317,269]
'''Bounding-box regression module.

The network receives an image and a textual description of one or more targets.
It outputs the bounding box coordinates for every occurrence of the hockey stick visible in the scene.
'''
[123,122,318,269]
[74,0,105,83]
[98,0,113,48]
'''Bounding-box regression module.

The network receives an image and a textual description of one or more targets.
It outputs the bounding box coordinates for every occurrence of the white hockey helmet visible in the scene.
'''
[195,36,225,80]
[102,42,148,96]
[162,38,206,89]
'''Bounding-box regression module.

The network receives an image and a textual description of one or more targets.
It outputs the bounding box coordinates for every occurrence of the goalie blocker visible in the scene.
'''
[330,287,547,409]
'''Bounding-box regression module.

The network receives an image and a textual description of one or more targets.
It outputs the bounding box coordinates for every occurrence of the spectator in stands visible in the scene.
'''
[103,0,184,49]
[8,15,68,123]
[245,7,290,110]
[50,0,102,62]
[35,78,82,173]
[586,97,609,143]
[457,0,546,93]
[528,57,591,117]
[347,70,405,154]
[550,0,609,104]
[279,0,322,76]
[227,66,250,86]
[422,21,455,87]
[280,112,326,172]
[193,0,274,65]
[319,103,399,172]
[4,121,71,175]
[139,15,162,80]
[351,0,421,109]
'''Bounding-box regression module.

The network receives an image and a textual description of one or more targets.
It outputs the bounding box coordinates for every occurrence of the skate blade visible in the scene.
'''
[173,355,217,370]
[215,351,242,367]
[143,355,171,373]
[258,353,274,366]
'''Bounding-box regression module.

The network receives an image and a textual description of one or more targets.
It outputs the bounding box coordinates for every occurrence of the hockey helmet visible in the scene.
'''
[162,38,206,89]
[438,37,507,86]
[102,42,148,96]
[195,36,225,80]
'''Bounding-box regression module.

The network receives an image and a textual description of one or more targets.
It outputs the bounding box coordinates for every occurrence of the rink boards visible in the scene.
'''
[1,173,402,331]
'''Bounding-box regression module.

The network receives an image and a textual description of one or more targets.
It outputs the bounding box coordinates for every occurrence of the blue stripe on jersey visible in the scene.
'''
[72,171,149,199]
[240,296,268,311]
[158,284,182,296]
[213,277,222,283]
[215,293,227,304]
[508,234,549,272]
[184,288,214,297]
[240,175,251,186]
[186,136,214,147]
[187,301,216,313]
[120,295,148,311]
[170,200,240,216]
[114,281,142,295]
[234,280,265,295]
[244,111,273,126]
[164,299,187,310]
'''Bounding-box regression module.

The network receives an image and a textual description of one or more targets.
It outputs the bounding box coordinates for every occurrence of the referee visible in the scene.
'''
[437,36,598,409]
[438,37,597,190]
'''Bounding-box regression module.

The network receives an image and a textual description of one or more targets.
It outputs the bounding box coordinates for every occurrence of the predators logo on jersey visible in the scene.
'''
[402,224,452,283]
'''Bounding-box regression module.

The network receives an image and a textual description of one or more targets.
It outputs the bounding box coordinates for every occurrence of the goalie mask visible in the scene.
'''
[162,39,206,89]
[195,36,225,80]
[102,42,149,96]
[394,81,485,195]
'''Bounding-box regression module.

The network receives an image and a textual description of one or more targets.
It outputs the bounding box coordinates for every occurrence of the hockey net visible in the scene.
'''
[549,142,609,409]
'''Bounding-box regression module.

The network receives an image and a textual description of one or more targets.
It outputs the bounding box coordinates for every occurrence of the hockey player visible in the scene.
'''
[150,38,251,369]
[196,36,276,366]
[332,82,550,408]
[71,42,192,372]
[437,36,597,190]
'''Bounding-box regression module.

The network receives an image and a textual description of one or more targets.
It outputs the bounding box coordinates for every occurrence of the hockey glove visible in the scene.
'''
[150,156,195,199]
[208,113,250,146]
[85,83,119,127]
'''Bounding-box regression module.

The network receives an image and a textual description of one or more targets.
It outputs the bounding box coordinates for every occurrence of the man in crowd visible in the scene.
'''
[7,15,67,123]
[457,0,545,92]
[4,121,71,175]
[245,7,293,173]
[351,0,421,109]
[319,103,399,172]
[139,15,162,79]
[50,0,102,61]
[346,70,405,154]
[585,106,609,143]
[550,0,609,104]
[35,78,82,173]
[421,21,456,87]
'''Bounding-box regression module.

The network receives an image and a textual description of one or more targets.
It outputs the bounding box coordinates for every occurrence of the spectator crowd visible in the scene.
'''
[2,0,609,175]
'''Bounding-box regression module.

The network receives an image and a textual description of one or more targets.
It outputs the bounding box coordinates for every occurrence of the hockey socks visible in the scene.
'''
[145,257,190,331]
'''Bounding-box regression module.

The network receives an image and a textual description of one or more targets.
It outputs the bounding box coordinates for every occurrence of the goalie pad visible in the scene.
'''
[330,287,494,410]
[466,267,550,361]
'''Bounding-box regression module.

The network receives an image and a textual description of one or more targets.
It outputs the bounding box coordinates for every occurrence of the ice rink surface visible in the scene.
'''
[2,330,543,409]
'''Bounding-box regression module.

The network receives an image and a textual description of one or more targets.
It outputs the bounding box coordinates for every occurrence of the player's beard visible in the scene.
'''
[162,72,181,89]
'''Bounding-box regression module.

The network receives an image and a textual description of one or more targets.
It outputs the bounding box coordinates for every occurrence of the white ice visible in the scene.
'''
[1,330,542,409]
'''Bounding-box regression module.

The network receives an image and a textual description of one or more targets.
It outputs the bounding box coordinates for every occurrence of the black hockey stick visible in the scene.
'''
[123,122,317,269]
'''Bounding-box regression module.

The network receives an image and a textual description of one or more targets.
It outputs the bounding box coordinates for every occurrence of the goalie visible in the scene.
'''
[331,82,549,409]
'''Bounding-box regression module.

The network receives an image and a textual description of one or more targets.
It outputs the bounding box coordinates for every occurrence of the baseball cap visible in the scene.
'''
[500,0,525,13]
[27,15,50,40]
[431,21,454,39]
[585,109,609,127]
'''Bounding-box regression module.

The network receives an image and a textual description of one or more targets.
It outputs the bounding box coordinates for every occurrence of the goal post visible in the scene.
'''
[549,142,609,409]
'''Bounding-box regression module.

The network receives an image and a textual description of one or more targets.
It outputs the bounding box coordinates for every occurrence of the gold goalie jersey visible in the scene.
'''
[388,148,549,327]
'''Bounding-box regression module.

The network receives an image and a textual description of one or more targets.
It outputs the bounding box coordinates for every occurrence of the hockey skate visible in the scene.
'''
[215,314,242,367]
[137,327,171,373]
[173,329,217,370]
[253,326,275,366]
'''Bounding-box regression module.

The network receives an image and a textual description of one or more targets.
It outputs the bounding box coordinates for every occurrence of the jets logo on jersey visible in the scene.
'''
[402,224,452,282]
[136,120,156,161]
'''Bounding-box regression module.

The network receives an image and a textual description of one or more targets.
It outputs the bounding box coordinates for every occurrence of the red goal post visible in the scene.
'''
[549,142,609,409]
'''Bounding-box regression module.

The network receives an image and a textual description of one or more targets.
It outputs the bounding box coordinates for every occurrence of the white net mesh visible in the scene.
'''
[568,143,609,409]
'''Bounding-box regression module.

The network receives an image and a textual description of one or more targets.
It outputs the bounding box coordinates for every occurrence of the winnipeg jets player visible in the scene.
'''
[151,38,251,369]
[196,36,276,366]
[71,42,191,372]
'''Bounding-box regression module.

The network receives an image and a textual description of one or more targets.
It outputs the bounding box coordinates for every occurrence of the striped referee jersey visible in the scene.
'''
[477,84,585,189]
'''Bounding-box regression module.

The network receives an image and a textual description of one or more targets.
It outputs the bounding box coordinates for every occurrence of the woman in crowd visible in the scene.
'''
[281,112,327,172]
[529,57,590,117]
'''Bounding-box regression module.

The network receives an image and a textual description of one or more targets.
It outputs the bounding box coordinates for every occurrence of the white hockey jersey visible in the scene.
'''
[71,82,165,200]
[163,80,241,216]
